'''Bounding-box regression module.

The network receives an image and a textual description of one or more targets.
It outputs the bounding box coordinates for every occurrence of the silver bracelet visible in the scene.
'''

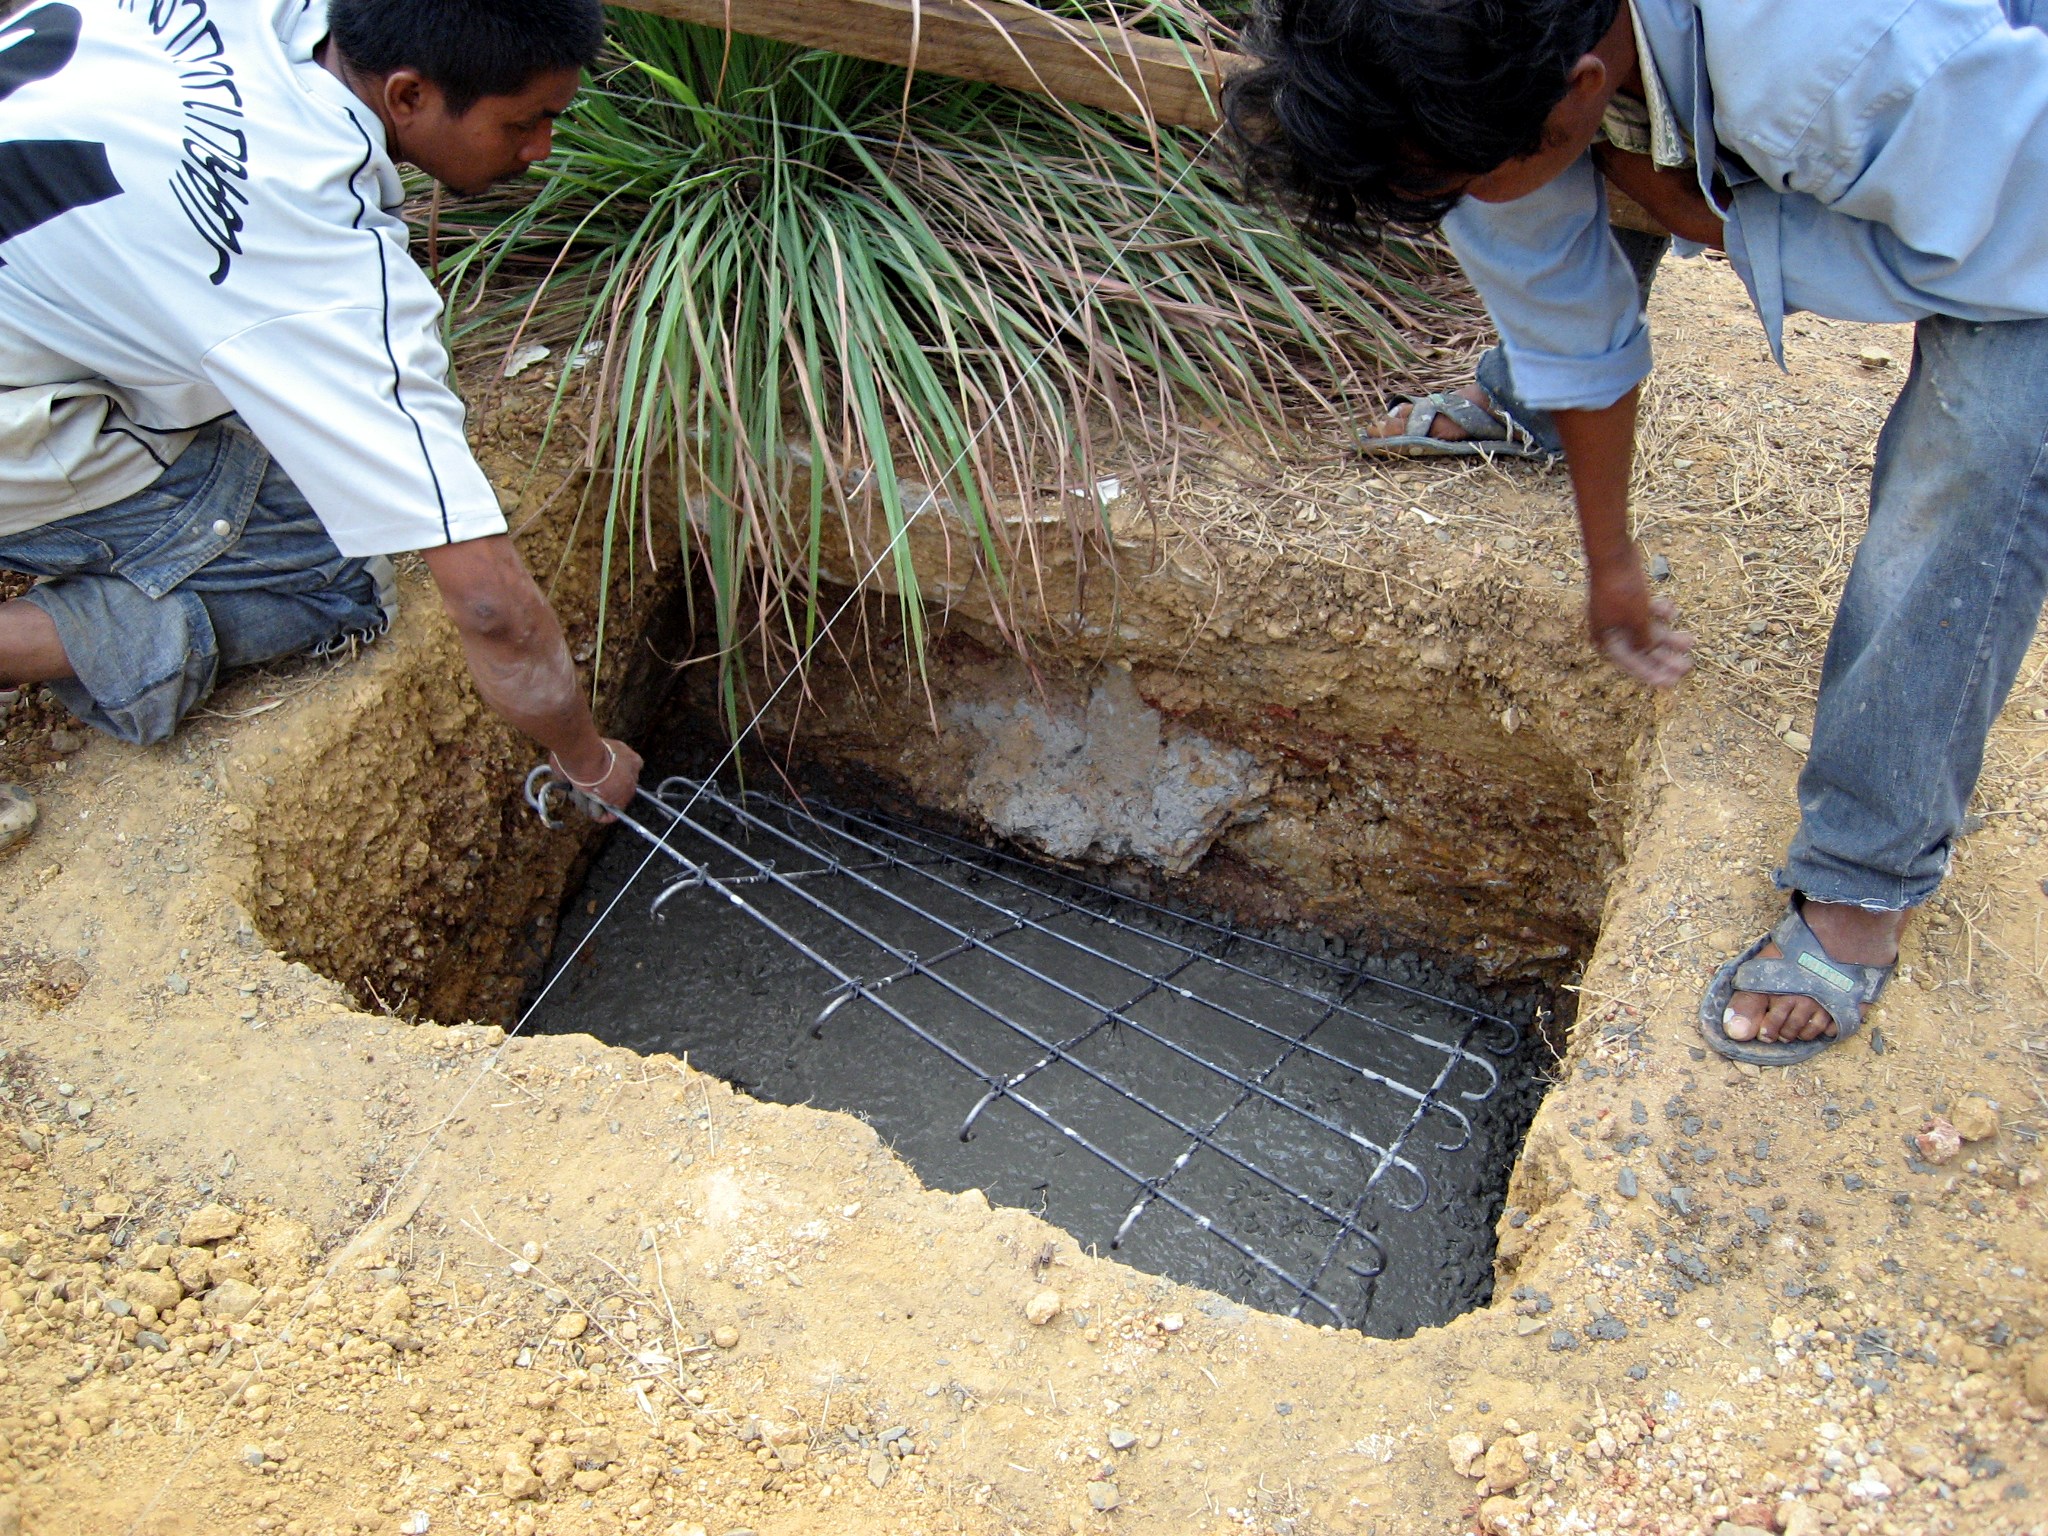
[552,742,617,792]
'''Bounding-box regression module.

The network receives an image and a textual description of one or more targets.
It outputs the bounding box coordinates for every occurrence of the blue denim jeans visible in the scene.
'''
[1476,227,1672,455]
[1780,313,2048,911]
[0,420,391,745]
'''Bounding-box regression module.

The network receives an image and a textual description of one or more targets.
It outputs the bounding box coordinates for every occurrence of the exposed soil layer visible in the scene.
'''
[2,259,2046,1536]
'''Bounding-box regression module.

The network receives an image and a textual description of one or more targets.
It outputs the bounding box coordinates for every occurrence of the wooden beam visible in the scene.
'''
[607,0,1249,130]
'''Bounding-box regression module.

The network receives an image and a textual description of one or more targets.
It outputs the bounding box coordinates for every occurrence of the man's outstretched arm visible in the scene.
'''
[1552,388,1695,688]
[420,534,643,808]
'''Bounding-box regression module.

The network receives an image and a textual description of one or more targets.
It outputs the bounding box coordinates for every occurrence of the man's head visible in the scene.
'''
[1226,0,1629,235]
[326,0,606,194]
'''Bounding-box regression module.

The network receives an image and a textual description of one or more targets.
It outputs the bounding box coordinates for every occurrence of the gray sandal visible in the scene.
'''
[1359,390,1554,460]
[1698,897,1895,1066]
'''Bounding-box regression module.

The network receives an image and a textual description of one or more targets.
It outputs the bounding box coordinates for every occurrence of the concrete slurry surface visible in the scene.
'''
[527,779,1547,1339]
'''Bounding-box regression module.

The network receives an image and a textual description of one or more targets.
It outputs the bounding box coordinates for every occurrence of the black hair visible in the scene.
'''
[1225,0,1622,236]
[328,0,607,115]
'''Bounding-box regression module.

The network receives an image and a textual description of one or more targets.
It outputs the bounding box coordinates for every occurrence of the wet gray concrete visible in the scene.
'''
[528,780,1549,1338]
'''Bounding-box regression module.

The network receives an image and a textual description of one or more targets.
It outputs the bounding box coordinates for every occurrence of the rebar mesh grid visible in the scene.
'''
[529,769,1524,1329]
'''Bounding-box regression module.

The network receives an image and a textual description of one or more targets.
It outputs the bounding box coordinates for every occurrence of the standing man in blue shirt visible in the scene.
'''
[1228,0,2048,1065]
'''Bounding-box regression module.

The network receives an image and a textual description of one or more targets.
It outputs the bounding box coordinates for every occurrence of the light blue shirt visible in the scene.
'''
[1442,0,2048,411]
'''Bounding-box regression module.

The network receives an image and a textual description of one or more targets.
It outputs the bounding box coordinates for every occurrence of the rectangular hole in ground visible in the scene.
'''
[525,765,1557,1339]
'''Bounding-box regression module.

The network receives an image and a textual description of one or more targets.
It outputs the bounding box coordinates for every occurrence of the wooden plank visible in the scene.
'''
[608,0,1249,130]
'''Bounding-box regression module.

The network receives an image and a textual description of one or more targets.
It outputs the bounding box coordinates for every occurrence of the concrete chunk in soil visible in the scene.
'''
[1446,1431,1486,1477]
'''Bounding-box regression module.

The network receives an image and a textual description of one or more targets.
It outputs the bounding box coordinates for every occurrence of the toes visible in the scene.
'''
[1795,1003,1838,1042]
[1364,406,1413,441]
[1722,999,1761,1042]
[1759,993,1799,1042]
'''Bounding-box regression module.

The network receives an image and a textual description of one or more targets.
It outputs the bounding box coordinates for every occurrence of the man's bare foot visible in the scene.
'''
[1362,382,1498,443]
[1722,900,1909,1044]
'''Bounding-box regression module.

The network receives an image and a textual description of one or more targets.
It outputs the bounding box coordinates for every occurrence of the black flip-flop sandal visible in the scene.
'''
[1698,897,1895,1066]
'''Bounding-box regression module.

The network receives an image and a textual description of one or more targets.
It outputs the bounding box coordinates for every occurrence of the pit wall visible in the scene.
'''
[239,425,687,1025]
[695,470,1655,981]
[244,436,1653,1026]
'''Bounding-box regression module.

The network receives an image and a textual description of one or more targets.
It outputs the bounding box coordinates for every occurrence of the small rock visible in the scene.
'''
[1483,1435,1528,1494]
[1914,1117,1963,1165]
[1447,1431,1487,1478]
[124,1271,183,1314]
[1107,1428,1138,1451]
[164,974,189,997]
[502,1467,542,1501]
[711,1325,740,1350]
[1950,1095,2000,1143]
[0,785,36,856]
[1156,1312,1184,1333]
[535,1445,577,1488]
[570,1469,612,1493]
[0,1232,23,1264]
[867,1451,892,1488]
[1024,1290,1062,1327]
[204,1277,261,1320]
[1648,553,1671,581]
[1714,1525,1772,1536]
[1616,1168,1638,1200]
[551,1311,589,1340]
[2023,1348,2048,1407]
[1857,346,1894,369]
[1778,1502,1826,1536]
[1478,1495,1527,1535]
[1783,730,1812,753]
[46,729,82,755]
[1088,1482,1121,1512]
[179,1203,243,1246]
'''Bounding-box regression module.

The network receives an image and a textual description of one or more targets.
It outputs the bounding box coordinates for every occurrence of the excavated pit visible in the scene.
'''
[495,563,1638,1337]
[241,456,1649,1346]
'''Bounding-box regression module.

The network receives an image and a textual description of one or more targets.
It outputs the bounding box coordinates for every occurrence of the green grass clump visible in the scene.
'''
[438,5,1456,731]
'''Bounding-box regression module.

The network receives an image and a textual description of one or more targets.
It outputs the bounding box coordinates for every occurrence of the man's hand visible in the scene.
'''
[420,535,644,812]
[550,735,644,817]
[1551,385,1695,690]
[1588,557,1695,687]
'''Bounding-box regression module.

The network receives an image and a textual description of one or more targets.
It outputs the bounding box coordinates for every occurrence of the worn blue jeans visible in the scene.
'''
[0,420,391,746]
[1780,314,2048,911]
